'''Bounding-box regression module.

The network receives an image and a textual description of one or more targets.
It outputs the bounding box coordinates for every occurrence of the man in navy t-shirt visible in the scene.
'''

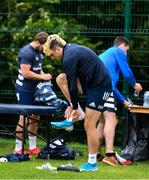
[14,32,52,155]
[43,34,118,171]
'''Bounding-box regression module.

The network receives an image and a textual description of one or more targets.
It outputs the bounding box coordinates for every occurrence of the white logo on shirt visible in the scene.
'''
[36,57,39,61]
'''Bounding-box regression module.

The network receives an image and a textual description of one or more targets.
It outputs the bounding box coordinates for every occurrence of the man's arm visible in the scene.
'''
[115,49,136,87]
[116,49,142,93]
[114,86,125,103]
[21,64,52,81]
[114,86,131,108]
[63,56,79,110]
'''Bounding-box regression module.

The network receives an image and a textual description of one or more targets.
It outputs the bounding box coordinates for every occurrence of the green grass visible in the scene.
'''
[0,137,149,179]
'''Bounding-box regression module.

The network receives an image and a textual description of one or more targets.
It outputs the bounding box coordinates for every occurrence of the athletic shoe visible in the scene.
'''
[79,162,98,171]
[28,147,41,155]
[50,119,74,131]
[102,156,119,166]
[13,149,27,154]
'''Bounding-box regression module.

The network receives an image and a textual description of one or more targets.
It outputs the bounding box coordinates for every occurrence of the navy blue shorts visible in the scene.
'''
[15,87,35,105]
[86,86,117,113]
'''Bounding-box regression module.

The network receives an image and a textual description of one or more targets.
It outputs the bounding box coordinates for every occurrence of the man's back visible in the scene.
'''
[63,43,111,92]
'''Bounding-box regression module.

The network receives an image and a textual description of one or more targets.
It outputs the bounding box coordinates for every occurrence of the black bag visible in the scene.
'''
[0,153,30,162]
[37,137,77,160]
[120,112,149,161]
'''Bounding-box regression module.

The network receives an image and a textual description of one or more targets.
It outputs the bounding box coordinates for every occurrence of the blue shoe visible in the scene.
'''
[79,162,98,171]
[50,119,74,131]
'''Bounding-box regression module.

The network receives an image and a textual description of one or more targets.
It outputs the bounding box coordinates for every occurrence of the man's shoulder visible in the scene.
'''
[19,44,34,58]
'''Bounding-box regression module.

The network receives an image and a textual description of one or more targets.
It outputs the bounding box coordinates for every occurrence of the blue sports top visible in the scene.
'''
[99,46,136,103]
[15,44,43,92]
[62,43,112,109]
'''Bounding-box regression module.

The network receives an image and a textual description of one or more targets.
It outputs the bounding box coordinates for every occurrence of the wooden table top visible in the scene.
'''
[129,105,149,114]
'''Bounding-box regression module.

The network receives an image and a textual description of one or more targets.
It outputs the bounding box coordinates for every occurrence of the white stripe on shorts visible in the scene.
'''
[104,102,115,109]
[107,97,114,102]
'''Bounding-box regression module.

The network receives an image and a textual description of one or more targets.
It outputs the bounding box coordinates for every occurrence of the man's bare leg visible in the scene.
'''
[79,107,101,171]
[56,73,85,121]
[96,115,105,146]
[14,115,25,152]
[14,115,39,153]
[103,111,117,153]
[96,115,105,159]
[101,111,119,166]
[28,115,39,151]
[56,73,71,101]
[84,108,101,154]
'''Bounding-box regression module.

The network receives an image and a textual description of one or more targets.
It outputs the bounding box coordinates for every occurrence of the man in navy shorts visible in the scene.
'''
[43,34,118,171]
[14,32,52,155]
[96,36,142,166]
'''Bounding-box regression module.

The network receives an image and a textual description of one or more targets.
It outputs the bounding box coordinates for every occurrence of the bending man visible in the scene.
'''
[43,34,118,171]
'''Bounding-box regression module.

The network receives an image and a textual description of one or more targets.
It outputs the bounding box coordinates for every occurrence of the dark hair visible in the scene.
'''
[50,39,60,50]
[113,36,129,46]
[34,32,49,44]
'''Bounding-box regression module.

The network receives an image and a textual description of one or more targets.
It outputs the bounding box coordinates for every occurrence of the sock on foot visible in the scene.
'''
[29,136,37,150]
[15,139,22,151]
[88,154,97,164]
[106,152,115,157]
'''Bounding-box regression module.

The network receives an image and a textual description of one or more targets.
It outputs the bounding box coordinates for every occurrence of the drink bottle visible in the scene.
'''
[143,91,149,107]
[134,91,139,97]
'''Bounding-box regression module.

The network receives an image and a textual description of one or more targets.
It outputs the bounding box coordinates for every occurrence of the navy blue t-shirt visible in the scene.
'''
[15,44,43,92]
[62,43,112,109]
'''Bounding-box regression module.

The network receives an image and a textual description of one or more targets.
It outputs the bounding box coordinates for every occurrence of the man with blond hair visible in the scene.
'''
[43,34,118,171]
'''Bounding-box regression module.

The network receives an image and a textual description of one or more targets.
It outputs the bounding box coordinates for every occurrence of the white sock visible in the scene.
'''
[15,139,22,151]
[88,154,97,164]
[78,103,85,120]
[29,136,37,150]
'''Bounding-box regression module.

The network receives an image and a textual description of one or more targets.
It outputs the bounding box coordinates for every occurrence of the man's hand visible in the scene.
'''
[70,109,81,120]
[134,83,142,92]
[64,106,73,119]
[123,100,132,110]
[41,73,52,81]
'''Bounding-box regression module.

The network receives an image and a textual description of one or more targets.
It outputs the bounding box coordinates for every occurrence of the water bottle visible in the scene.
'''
[134,91,140,97]
[143,91,149,107]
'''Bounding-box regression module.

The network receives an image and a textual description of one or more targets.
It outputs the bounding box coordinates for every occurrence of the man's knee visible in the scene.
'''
[56,73,67,86]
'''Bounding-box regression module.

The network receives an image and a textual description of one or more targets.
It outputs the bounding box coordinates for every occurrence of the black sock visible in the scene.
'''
[97,153,101,158]
[106,152,115,157]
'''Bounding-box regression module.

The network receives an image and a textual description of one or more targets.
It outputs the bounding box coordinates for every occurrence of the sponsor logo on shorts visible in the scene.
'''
[89,102,96,107]
[102,92,110,100]
[97,105,103,110]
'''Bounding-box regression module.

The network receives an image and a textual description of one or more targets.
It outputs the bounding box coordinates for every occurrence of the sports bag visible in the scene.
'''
[37,136,78,160]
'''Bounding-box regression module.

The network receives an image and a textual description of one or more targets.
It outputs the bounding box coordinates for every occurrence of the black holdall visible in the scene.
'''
[36,136,82,160]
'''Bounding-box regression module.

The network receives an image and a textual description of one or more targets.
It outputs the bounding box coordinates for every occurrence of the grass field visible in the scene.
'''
[0,137,149,179]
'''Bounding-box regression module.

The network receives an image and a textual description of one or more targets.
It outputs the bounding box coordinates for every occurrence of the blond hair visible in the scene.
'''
[43,34,66,56]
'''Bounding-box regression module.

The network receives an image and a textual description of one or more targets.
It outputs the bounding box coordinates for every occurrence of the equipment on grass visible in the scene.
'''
[36,136,82,160]
[36,162,82,172]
